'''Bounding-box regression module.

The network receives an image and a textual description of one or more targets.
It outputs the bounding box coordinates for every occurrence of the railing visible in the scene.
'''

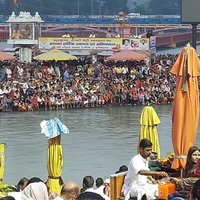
[0,15,181,24]
[1,22,200,47]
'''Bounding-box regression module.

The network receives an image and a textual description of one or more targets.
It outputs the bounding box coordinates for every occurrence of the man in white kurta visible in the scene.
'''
[122,138,168,200]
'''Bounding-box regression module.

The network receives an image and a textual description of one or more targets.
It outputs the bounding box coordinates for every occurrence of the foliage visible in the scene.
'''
[147,0,180,15]
[0,0,181,15]
[0,0,129,15]
[135,0,181,15]
[0,184,16,197]
[159,152,175,168]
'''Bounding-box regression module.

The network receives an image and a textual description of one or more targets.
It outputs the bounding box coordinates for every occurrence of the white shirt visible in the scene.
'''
[23,82,29,89]
[9,192,22,200]
[0,89,3,97]
[123,154,149,188]
[17,67,23,76]
[122,154,158,200]
[95,185,104,195]
[6,68,12,77]
[95,185,110,200]
[55,196,64,200]
[122,67,129,74]
[3,88,10,94]
[62,34,70,38]
[85,187,96,193]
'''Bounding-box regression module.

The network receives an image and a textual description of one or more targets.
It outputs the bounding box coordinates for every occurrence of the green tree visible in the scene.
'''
[146,0,180,15]
[103,0,128,15]
[2,0,181,16]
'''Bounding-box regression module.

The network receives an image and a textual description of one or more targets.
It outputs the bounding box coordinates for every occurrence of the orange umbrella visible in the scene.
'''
[33,49,77,61]
[171,44,200,169]
[132,49,151,57]
[106,50,147,61]
[0,51,16,61]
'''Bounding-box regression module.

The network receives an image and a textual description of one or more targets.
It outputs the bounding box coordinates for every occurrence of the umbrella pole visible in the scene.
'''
[192,24,197,49]
[180,169,183,178]
[0,143,5,186]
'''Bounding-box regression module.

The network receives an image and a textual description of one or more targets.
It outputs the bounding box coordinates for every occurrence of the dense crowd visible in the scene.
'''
[0,165,128,200]
[0,54,178,112]
[0,176,109,200]
[1,144,200,200]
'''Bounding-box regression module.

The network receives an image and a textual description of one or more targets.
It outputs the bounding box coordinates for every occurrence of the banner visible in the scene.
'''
[149,36,156,53]
[38,37,150,51]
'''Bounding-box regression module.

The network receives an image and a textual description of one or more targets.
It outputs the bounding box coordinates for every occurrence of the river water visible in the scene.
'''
[157,43,200,55]
[1,105,200,186]
[1,45,200,186]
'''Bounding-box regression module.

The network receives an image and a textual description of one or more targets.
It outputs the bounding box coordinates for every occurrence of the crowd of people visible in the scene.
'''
[0,53,178,112]
[121,138,200,200]
[0,172,114,200]
[0,51,200,199]
[0,139,200,200]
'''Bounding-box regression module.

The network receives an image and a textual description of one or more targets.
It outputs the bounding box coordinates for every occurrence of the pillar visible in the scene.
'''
[19,46,32,62]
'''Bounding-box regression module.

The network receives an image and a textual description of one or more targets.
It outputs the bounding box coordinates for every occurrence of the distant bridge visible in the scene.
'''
[0,14,192,48]
[0,15,181,25]
[0,23,199,48]
[41,24,200,48]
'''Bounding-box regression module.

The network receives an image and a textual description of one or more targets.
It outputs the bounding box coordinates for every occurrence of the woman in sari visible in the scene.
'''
[169,146,200,200]
[183,146,200,178]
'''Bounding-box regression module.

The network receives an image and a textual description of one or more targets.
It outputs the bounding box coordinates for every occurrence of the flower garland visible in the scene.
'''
[0,184,17,197]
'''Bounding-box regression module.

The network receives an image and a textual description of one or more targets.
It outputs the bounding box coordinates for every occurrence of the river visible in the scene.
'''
[1,45,200,186]
[157,43,200,55]
[1,105,200,186]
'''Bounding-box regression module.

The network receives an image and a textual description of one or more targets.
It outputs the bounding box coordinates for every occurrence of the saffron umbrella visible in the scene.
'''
[171,44,200,169]
[0,143,5,186]
[139,106,161,158]
[47,135,63,194]
[0,51,16,61]
[33,49,77,61]
[106,49,147,61]
[41,118,69,194]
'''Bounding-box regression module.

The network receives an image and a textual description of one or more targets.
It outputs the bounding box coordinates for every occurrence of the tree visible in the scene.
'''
[146,0,180,15]
[1,0,180,15]
[103,0,128,15]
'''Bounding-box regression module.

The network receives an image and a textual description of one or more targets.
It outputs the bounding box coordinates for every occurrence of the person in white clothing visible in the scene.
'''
[122,138,168,200]
[81,176,95,193]
[6,67,12,79]
[55,181,80,200]
[95,178,110,200]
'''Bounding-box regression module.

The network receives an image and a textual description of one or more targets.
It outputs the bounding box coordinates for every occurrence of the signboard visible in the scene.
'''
[38,37,149,51]
[149,36,156,53]
[7,23,40,45]
[181,0,200,23]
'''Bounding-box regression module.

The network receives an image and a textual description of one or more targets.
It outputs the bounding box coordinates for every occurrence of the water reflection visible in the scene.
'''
[0,105,199,185]
[157,44,200,55]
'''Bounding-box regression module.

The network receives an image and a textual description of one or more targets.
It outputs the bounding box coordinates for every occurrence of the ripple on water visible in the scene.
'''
[0,105,199,185]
